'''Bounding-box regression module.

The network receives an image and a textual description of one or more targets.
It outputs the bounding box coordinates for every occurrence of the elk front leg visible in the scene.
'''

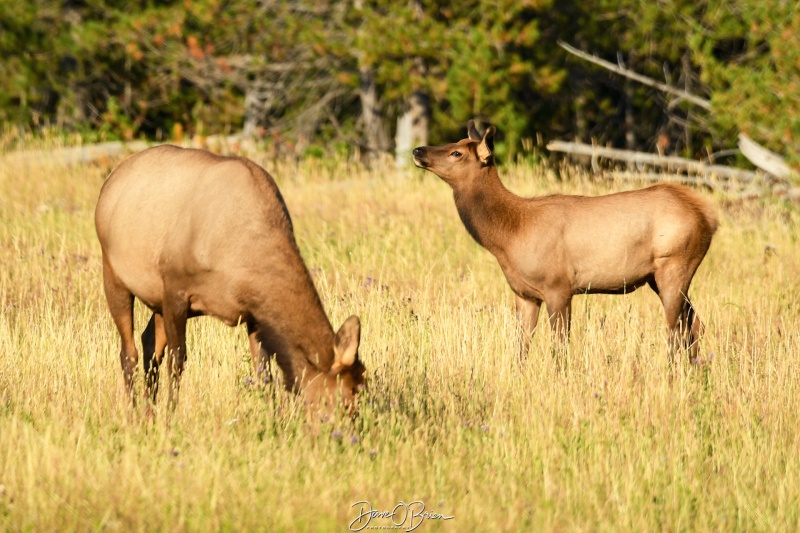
[247,320,272,387]
[515,295,541,361]
[545,293,572,370]
[545,293,573,344]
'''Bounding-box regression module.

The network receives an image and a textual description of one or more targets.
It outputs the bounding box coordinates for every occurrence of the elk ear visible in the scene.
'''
[477,126,496,165]
[467,120,482,141]
[330,315,361,375]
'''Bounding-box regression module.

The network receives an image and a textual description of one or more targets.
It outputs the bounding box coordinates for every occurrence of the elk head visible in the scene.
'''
[412,120,496,186]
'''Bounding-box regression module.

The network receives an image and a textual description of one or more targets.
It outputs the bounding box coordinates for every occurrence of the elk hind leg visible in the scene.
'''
[141,312,167,406]
[653,268,704,362]
[102,258,138,405]
[682,297,705,360]
[162,291,189,413]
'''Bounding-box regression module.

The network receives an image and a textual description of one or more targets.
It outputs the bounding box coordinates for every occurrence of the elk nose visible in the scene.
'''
[412,147,424,157]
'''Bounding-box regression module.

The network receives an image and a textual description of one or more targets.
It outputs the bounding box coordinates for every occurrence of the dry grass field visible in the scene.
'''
[1,136,799,532]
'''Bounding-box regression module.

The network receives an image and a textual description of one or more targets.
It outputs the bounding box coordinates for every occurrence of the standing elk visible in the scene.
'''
[413,121,717,360]
[95,145,365,415]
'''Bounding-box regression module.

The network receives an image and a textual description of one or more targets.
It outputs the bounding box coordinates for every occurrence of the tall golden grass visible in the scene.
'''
[1,139,798,532]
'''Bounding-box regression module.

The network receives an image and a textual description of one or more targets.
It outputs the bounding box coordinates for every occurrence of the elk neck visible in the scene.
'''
[451,165,524,255]
[249,261,337,389]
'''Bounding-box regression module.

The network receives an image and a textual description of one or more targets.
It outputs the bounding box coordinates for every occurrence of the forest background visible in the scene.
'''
[1,0,799,167]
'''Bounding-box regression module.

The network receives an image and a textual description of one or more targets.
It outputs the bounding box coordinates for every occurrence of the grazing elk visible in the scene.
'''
[413,121,717,360]
[95,145,366,415]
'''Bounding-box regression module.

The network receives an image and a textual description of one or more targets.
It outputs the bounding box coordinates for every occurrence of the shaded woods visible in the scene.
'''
[1,0,798,166]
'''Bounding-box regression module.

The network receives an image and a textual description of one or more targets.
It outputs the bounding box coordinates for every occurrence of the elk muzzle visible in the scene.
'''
[412,147,430,168]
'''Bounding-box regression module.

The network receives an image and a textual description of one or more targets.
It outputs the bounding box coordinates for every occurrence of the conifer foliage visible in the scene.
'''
[0,0,796,164]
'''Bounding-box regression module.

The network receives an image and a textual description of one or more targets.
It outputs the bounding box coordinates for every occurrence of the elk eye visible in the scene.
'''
[450,151,462,157]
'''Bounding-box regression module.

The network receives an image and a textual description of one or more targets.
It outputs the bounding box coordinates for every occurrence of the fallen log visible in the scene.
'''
[546,140,758,181]
[738,134,797,182]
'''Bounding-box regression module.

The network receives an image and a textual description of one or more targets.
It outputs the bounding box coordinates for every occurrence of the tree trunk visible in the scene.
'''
[353,0,390,160]
[681,51,693,155]
[574,91,588,144]
[395,90,429,167]
[358,66,390,157]
[243,81,269,138]
[394,1,428,167]
[624,78,636,151]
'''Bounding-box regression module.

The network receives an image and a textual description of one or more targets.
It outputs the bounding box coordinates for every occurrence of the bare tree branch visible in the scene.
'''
[558,41,712,110]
